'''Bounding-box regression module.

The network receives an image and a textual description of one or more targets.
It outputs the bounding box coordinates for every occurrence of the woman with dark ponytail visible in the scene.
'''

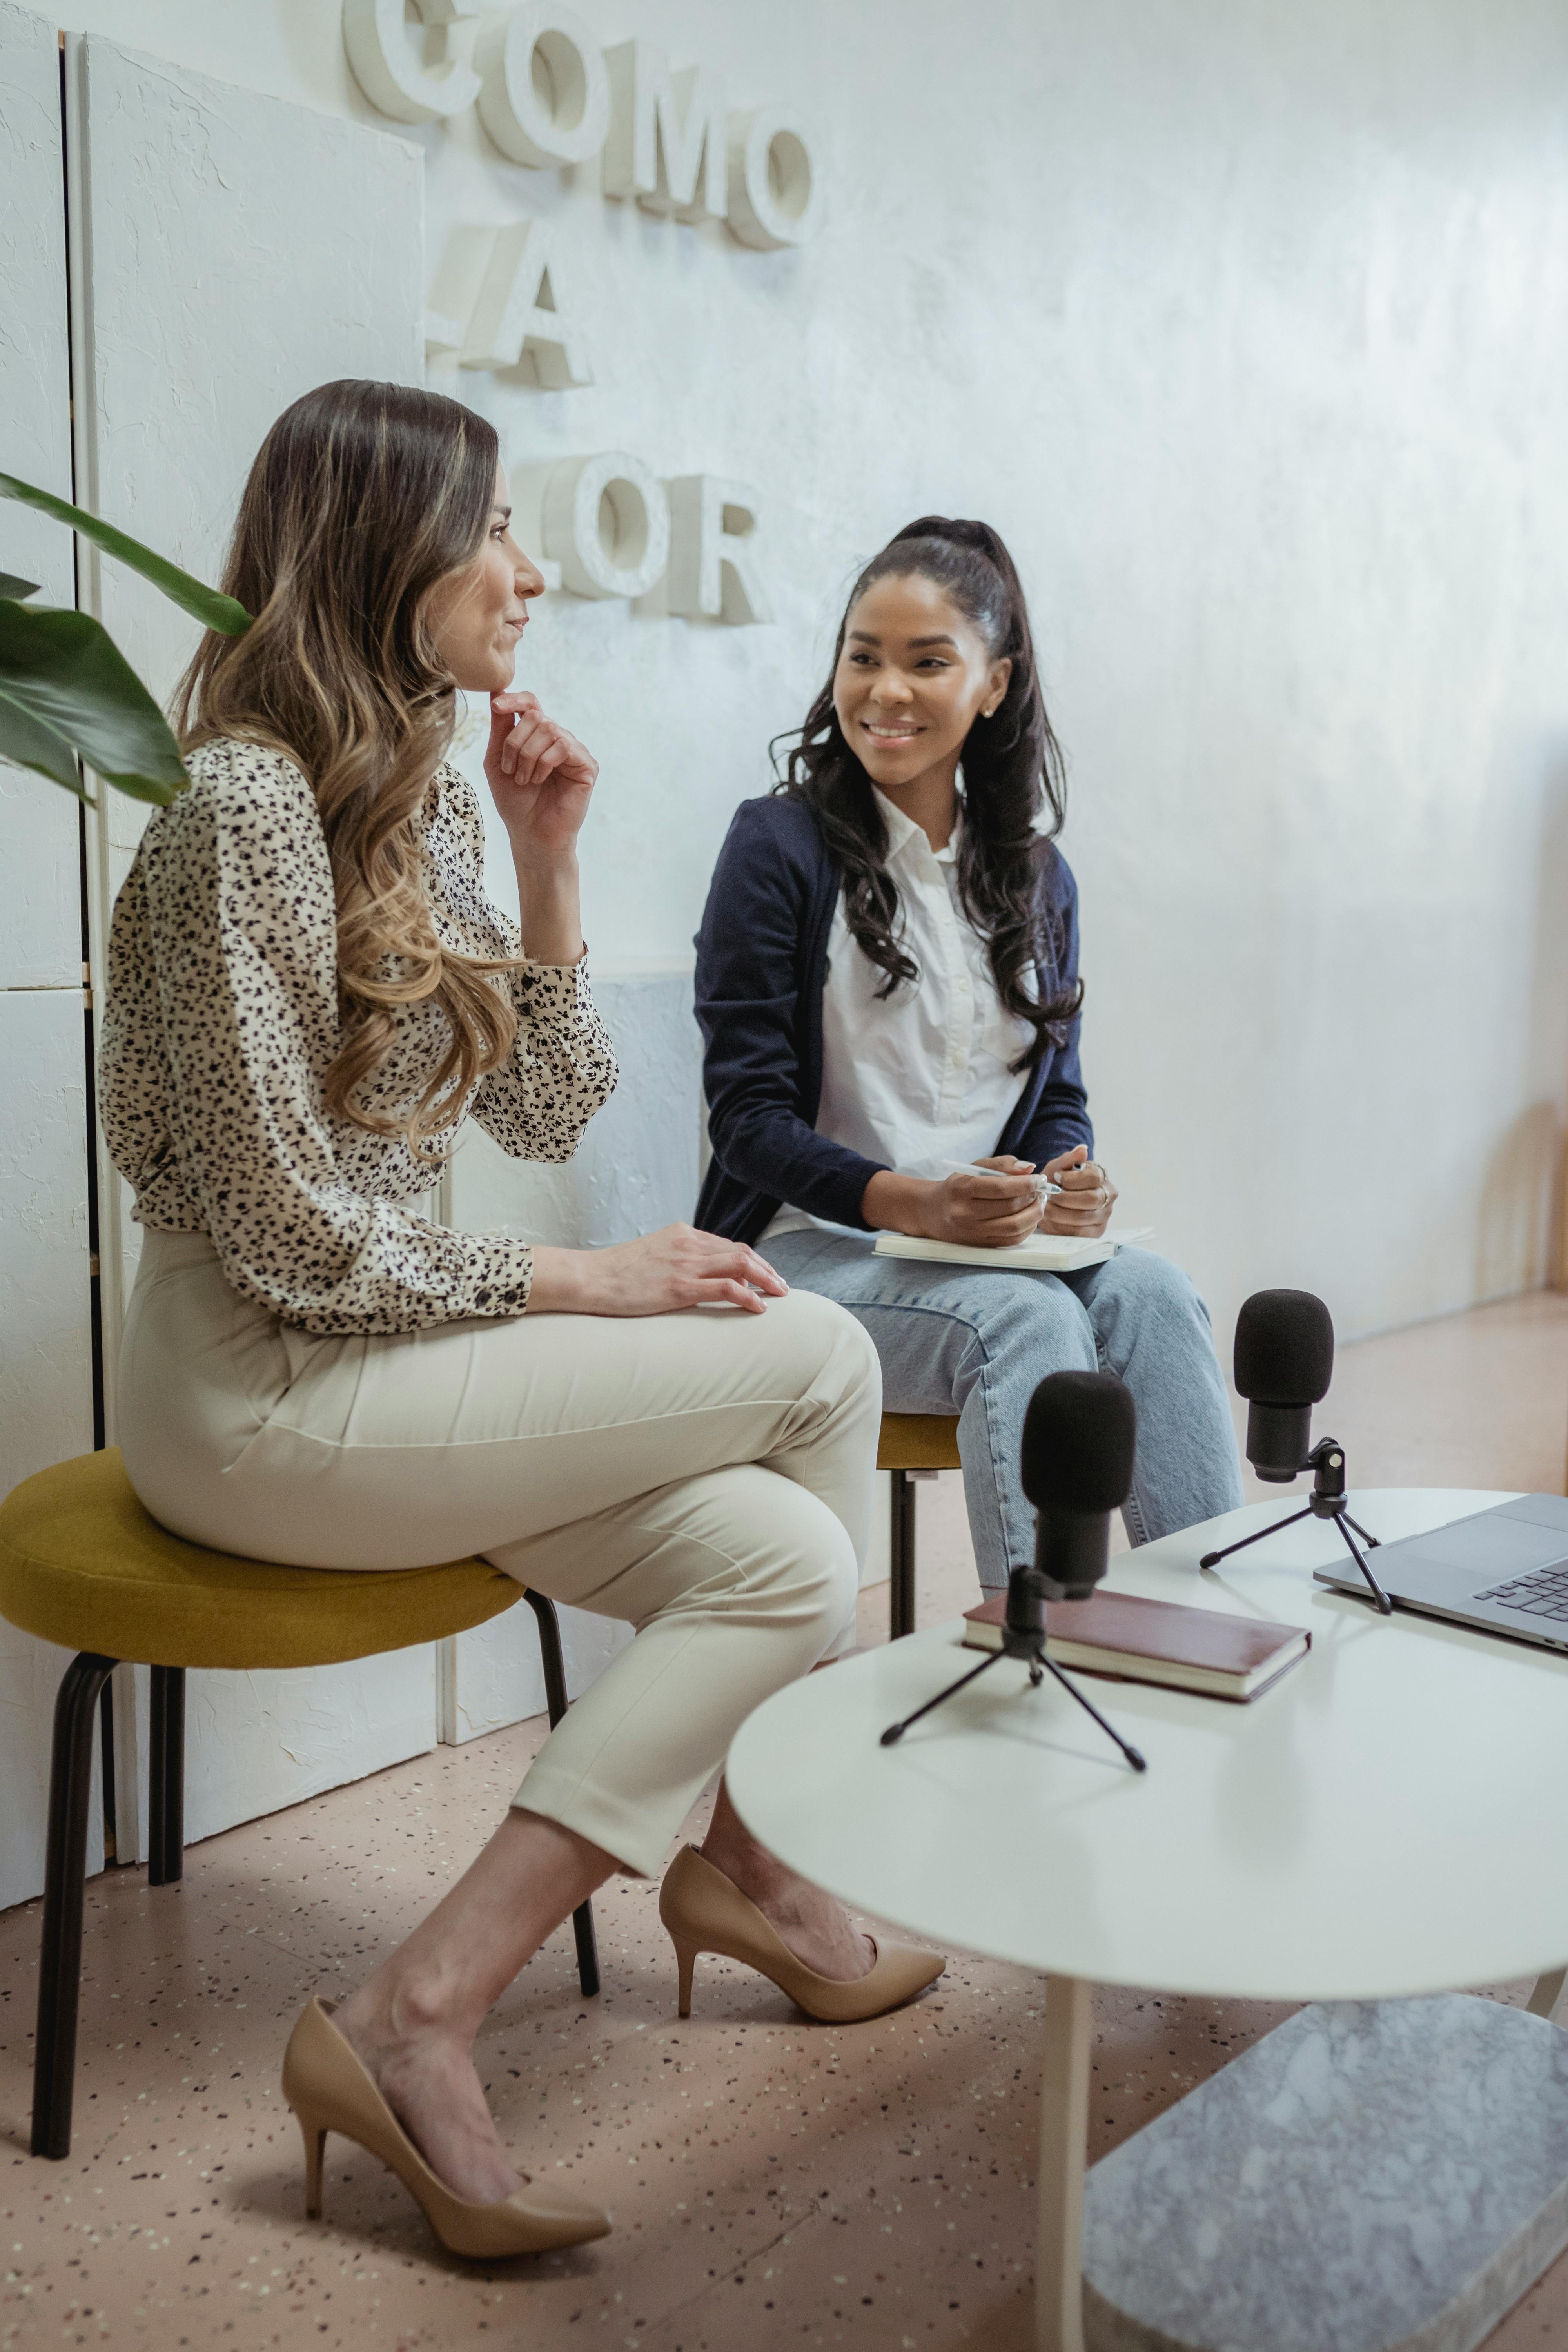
[694,518,1241,1586]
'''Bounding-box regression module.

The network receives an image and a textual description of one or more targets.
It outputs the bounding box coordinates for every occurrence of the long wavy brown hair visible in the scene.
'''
[173,378,520,1155]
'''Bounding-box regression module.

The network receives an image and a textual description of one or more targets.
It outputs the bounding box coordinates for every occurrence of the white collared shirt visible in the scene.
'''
[763,789,1034,1241]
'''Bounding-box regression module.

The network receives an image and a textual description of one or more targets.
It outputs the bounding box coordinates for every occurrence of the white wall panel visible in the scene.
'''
[0,0,80,989]
[0,1633,103,1909]
[0,990,98,1907]
[63,35,437,1854]
[114,1650,440,1854]
[0,2,98,1914]
[0,990,92,1494]
[439,1601,629,1747]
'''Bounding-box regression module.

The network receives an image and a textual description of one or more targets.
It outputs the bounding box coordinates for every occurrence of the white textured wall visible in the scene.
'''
[16,0,1566,1352]
[446,972,704,1245]
[0,0,99,1911]
[0,0,79,995]
[5,0,1564,1877]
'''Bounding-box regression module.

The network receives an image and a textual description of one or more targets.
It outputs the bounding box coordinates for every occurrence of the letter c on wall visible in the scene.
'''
[343,0,481,124]
[542,454,671,601]
[477,6,612,167]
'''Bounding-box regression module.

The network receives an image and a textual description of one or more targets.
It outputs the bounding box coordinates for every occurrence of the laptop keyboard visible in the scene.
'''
[1475,1565,1568,1618]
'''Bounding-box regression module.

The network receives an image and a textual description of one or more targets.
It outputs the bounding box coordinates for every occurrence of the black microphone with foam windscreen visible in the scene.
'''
[1020,1368,1139,1599]
[1233,1289,1335,1482]
[881,1370,1147,1769]
[1200,1288,1392,1612]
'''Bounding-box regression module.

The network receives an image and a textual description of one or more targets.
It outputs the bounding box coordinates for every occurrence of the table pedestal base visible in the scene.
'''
[1080,1996,1568,2352]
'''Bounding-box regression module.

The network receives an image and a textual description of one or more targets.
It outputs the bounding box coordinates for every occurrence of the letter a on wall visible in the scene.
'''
[457,219,592,388]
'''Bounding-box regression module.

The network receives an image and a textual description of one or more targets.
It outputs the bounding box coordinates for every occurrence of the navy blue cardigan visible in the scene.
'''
[693,794,1094,1246]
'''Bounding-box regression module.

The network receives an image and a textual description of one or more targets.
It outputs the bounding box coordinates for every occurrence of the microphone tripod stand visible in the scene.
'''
[1199,1436,1392,1613]
[880,1569,1148,1771]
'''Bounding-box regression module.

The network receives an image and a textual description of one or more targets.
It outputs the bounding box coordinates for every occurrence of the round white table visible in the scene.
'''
[726,1490,1568,2352]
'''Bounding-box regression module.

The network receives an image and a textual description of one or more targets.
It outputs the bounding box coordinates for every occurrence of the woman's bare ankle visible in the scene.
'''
[696,1779,874,1982]
[696,1835,873,1983]
[330,1983,519,2203]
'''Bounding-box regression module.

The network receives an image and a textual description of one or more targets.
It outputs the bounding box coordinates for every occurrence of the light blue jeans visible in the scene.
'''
[761,1229,1243,1590]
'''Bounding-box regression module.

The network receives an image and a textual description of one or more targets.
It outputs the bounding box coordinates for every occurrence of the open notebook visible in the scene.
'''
[873,1225,1154,1274]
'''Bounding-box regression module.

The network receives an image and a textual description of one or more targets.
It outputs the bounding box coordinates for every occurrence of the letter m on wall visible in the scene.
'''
[604,41,726,223]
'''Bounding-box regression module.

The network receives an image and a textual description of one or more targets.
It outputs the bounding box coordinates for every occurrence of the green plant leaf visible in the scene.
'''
[0,685,88,799]
[0,473,251,638]
[0,572,39,601]
[0,599,187,805]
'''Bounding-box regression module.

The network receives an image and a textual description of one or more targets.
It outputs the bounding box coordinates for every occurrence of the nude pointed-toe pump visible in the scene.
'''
[658,1845,945,2023]
[281,1997,611,2259]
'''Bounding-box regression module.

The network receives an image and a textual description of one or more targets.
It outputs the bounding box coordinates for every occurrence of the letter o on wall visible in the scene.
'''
[726,106,822,249]
[477,5,611,168]
[542,453,671,600]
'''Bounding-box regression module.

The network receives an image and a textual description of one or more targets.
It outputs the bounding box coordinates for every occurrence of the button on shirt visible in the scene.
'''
[763,789,1035,1241]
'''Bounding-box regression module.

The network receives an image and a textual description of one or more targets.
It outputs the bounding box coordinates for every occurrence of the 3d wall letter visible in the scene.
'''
[603,41,727,224]
[726,107,823,249]
[343,0,480,124]
[477,5,611,168]
[456,220,592,387]
[666,477,773,625]
[541,453,671,600]
[346,2,824,248]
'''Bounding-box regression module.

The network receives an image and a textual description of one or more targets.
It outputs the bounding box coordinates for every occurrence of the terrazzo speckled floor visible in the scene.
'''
[3,1290,1566,2351]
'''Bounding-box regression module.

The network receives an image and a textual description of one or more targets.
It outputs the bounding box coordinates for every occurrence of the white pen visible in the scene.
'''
[939,1158,1062,1198]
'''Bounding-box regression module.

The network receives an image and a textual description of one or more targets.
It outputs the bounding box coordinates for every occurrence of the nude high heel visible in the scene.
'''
[281,1997,611,2258]
[658,1845,944,2024]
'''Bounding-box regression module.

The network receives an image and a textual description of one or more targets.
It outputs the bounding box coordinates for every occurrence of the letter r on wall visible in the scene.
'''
[666,478,773,626]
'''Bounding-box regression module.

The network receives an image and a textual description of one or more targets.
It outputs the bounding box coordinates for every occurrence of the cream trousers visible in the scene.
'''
[119,1231,882,1876]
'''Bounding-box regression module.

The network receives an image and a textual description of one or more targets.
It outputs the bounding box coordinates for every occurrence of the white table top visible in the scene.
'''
[726,1490,1568,2002]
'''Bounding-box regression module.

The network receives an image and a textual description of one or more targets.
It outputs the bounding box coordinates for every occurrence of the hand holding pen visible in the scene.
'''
[1038,1145,1118,1238]
[940,1145,1118,1242]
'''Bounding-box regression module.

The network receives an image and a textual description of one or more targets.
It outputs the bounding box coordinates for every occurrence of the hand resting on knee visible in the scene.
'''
[527,1224,788,1316]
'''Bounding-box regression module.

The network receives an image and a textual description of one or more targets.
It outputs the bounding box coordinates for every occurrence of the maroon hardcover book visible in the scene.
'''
[962,1588,1310,1702]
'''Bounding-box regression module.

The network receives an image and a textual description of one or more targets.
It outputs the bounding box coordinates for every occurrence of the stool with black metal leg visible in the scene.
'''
[523,1590,600,1996]
[876,1413,962,1640]
[0,1447,602,2160]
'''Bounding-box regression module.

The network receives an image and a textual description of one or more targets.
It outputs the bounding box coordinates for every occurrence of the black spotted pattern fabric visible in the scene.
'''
[101,738,618,1334]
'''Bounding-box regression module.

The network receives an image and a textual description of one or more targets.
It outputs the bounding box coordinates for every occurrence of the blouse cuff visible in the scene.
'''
[512,954,594,1008]
[464,1234,535,1316]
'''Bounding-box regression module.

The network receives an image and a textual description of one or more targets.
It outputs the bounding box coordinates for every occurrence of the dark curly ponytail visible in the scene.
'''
[772,516,1082,1071]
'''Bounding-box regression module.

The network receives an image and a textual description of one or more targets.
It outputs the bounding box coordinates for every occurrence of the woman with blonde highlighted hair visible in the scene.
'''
[102,381,940,2261]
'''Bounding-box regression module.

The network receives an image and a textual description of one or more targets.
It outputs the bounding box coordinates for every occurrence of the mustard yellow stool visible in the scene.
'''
[877,1413,962,1639]
[0,1448,599,2160]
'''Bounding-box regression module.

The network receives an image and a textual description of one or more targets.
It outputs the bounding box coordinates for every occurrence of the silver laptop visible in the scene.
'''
[1313,1492,1568,1651]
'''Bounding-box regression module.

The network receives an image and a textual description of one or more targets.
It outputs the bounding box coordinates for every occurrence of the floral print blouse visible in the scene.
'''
[101,737,617,1335]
